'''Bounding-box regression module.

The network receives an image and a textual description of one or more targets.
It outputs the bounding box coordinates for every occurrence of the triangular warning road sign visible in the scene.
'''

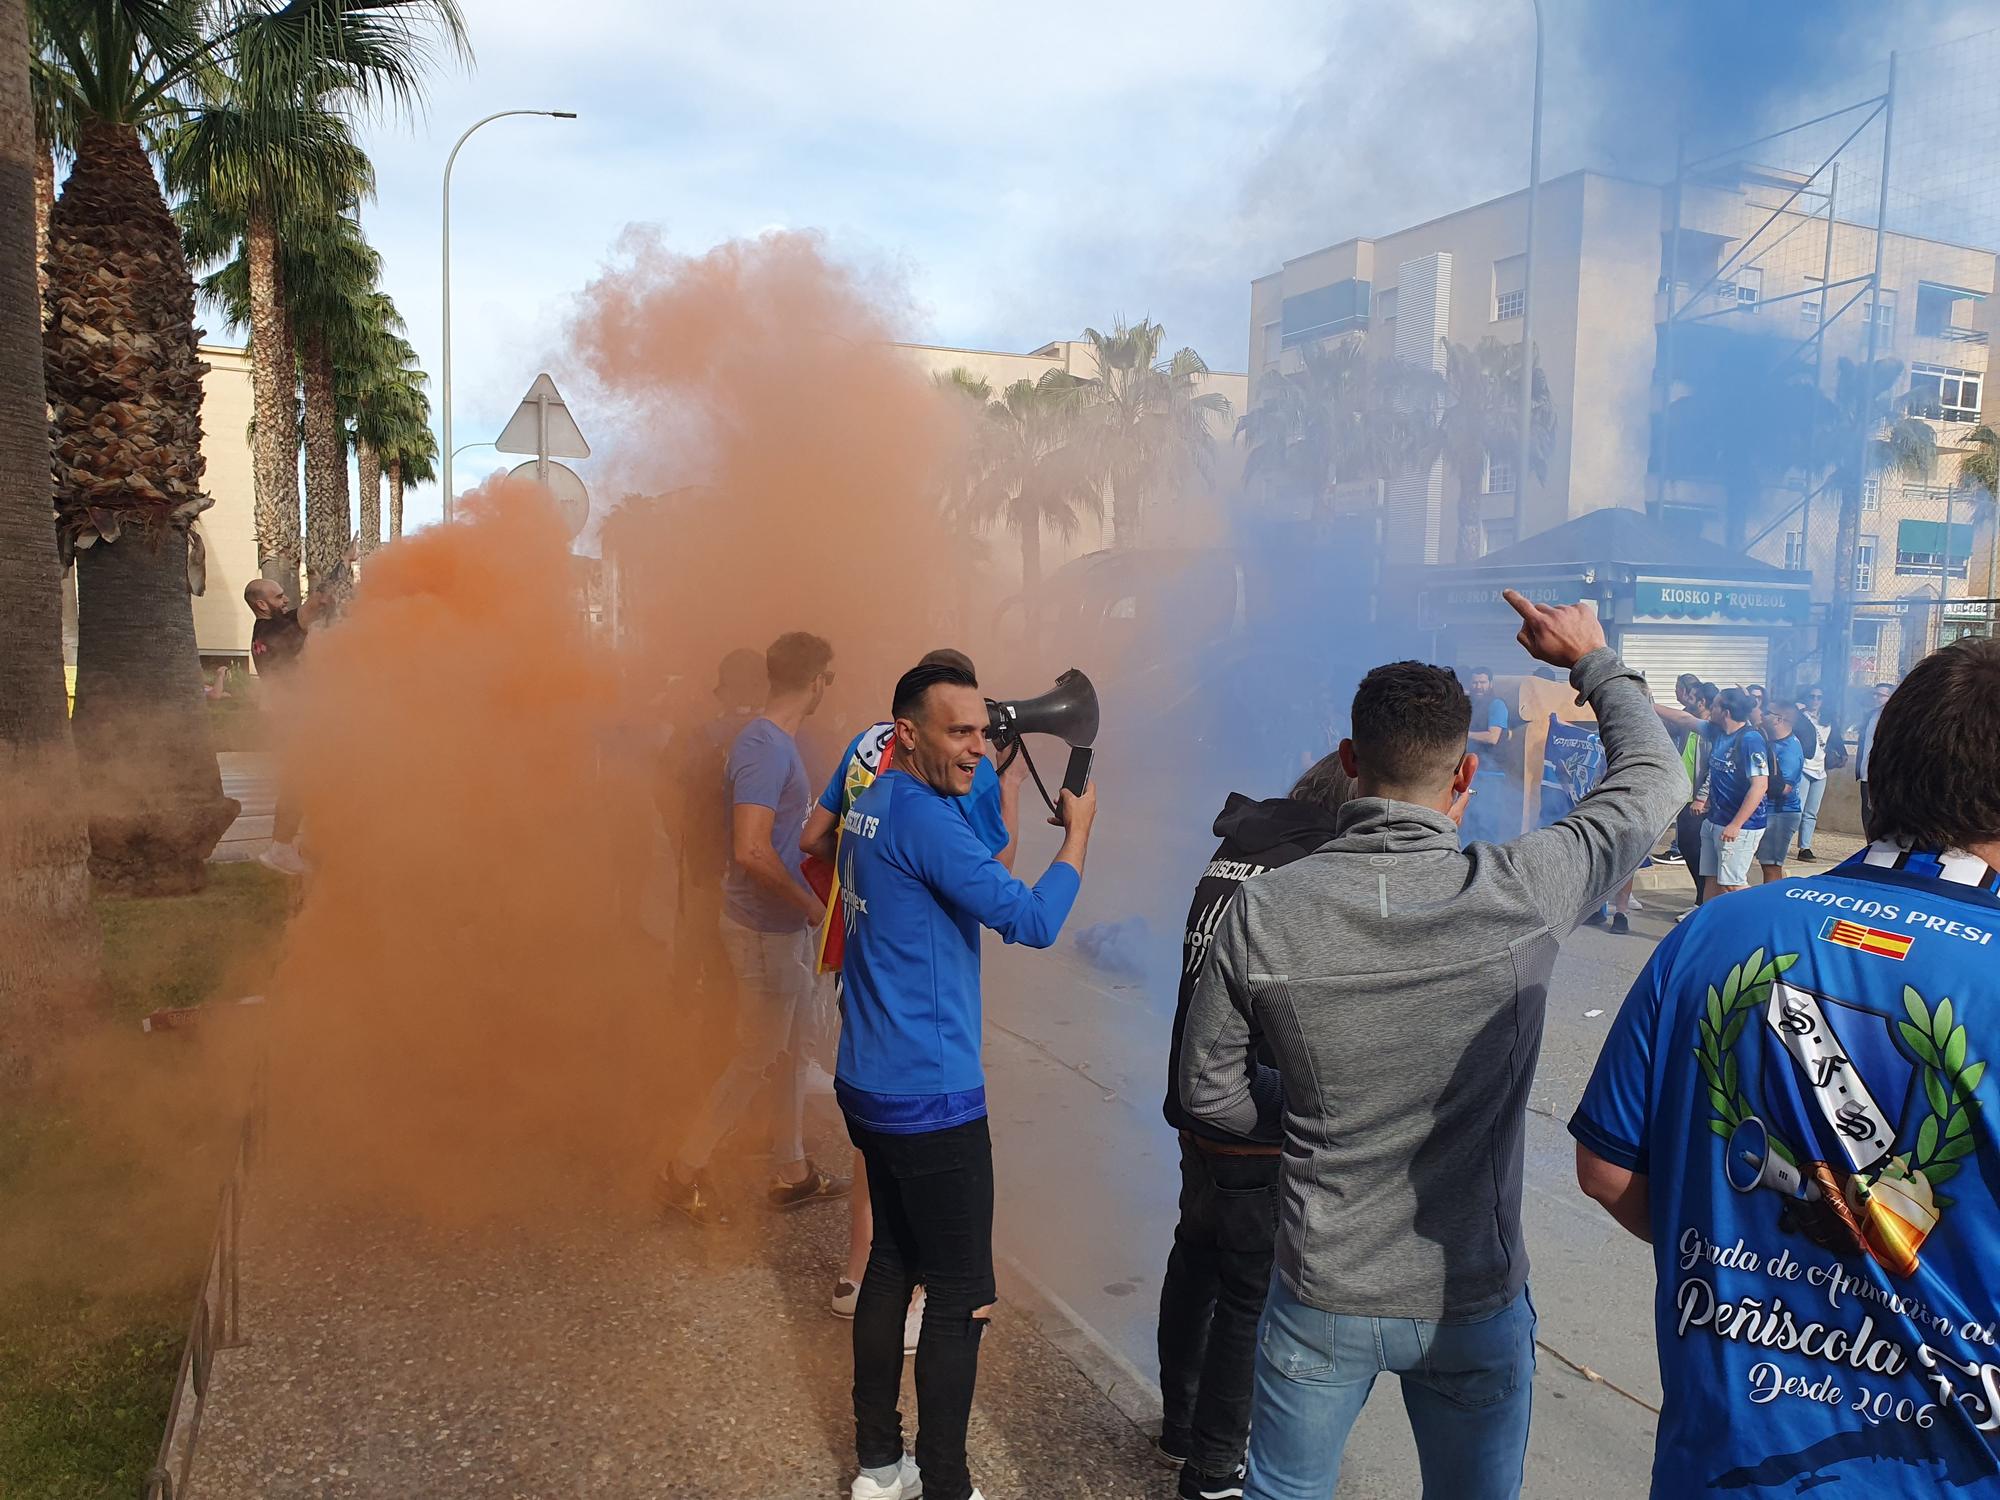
[494,373,590,459]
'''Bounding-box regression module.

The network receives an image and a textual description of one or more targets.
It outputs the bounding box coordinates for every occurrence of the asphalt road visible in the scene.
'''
[982,820,1683,1499]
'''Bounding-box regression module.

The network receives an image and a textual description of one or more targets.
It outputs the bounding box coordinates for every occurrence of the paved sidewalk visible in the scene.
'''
[188,1146,1166,1498]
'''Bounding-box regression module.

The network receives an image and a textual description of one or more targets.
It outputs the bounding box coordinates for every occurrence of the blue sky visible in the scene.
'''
[323,0,1987,529]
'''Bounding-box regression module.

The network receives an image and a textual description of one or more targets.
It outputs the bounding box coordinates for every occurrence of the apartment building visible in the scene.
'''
[1247,170,1997,636]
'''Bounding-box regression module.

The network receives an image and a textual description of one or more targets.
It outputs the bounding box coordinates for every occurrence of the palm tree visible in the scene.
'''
[165,0,465,594]
[2,0,97,1081]
[168,97,368,597]
[957,374,1099,611]
[342,306,421,554]
[1065,320,1231,548]
[1956,424,1999,605]
[1821,355,1939,713]
[283,209,378,591]
[379,389,435,540]
[35,0,241,892]
[1237,334,1429,519]
[1429,337,1556,562]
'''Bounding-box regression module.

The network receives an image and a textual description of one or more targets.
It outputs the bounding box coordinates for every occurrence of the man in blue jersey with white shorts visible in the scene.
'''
[1695,687,1770,899]
[1572,638,2000,1495]
[836,657,1097,1500]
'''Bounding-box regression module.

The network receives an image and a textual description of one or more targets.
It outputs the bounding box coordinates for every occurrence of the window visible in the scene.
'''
[1916,280,1985,342]
[1375,287,1399,322]
[1870,288,1898,335]
[1280,279,1372,347]
[1862,476,1880,511]
[1495,288,1525,321]
[1784,530,1806,570]
[1894,518,1974,579]
[1733,267,1763,310]
[1801,296,1821,324]
[1261,321,1282,366]
[1482,521,1516,554]
[1855,535,1877,593]
[1908,364,1982,423]
[1485,458,1515,495]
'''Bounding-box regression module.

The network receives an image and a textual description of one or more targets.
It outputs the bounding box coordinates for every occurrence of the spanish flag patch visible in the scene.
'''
[1817,916,1914,961]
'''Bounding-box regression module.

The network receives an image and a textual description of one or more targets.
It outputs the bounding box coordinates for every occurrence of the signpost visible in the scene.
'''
[495,373,592,539]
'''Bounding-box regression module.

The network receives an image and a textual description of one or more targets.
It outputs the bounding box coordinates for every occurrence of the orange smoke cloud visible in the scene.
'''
[254,231,991,1218]
[575,228,979,686]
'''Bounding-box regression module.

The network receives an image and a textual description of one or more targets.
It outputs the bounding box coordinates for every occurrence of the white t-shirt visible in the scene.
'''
[1799,710,1828,780]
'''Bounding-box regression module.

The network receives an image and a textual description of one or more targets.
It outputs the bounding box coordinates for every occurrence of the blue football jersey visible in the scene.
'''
[1573,842,2000,1496]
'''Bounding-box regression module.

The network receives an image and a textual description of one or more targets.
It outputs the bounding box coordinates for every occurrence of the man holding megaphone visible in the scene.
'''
[828,657,1097,1500]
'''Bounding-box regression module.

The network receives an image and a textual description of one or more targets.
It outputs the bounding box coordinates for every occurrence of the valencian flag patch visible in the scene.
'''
[1817,915,1915,960]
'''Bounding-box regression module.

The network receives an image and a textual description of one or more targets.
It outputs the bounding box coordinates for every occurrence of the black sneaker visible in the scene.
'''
[1798,848,1818,862]
[768,1160,852,1211]
[1611,912,1631,936]
[1583,908,1608,928]
[657,1167,730,1227]
[1657,848,1686,866]
[1154,1429,1190,1469]
[1179,1464,1247,1500]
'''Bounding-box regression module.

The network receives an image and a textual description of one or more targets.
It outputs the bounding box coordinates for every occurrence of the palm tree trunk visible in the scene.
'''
[1109,471,1139,549]
[44,120,237,896]
[72,532,238,893]
[246,209,301,597]
[1018,509,1042,654]
[1454,461,1483,563]
[388,457,404,539]
[32,124,50,299]
[1019,507,1042,595]
[300,326,349,594]
[356,436,381,554]
[1,0,98,1081]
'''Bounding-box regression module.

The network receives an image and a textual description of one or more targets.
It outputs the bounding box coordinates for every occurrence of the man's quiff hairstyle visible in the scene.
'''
[892,661,978,724]
[1349,661,1472,792]
[765,631,833,693]
[1865,639,2000,848]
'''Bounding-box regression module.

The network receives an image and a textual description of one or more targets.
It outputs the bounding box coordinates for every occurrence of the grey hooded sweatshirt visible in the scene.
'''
[1178,648,1684,1322]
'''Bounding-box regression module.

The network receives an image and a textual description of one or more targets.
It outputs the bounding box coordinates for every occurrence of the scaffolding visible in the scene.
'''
[1652,28,2000,737]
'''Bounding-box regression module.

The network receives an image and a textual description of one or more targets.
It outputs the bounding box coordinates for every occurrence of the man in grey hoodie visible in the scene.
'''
[1179,590,1685,1500]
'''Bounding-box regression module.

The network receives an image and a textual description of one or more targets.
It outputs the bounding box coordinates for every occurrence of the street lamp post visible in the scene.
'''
[1512,0,1544,548]
[441,109,576,521]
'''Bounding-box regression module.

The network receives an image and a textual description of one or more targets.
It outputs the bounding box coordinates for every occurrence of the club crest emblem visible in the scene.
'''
[1696,949,1983,1278]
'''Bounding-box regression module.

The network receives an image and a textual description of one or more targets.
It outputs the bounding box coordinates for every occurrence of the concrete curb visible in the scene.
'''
[996,1245,1163,1431]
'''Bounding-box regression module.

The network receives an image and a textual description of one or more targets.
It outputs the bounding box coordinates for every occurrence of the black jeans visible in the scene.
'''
[1675,805,1705,903]
[1157,1134,1280,1478]
[1859,781,1873,839]
[845,1113,996,1500]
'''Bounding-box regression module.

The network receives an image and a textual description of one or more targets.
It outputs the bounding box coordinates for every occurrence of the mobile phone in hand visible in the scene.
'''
[1062,746,1094,796]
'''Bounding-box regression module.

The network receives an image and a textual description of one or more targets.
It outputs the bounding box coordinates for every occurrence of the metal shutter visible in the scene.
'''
[1617,629,1771,698]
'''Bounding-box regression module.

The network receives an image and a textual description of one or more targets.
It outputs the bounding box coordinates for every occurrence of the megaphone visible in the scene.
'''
[987,668,1099,750]
[1725,1116,1820,1201]
[987,669,1100,801]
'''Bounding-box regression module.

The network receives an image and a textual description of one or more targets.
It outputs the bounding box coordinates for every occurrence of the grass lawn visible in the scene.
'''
[0,863,288,1498]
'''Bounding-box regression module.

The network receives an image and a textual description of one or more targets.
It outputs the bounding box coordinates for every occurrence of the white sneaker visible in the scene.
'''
[258,841,308,876]
[851,1453,922,1499]
[832,1278,860,1318]
[903,1287,925,1354]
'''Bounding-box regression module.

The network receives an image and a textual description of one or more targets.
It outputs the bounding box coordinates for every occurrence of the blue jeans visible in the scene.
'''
[678,918,810,1174]
[1245,1279,1536,1500]
[1798,774,1827,851]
